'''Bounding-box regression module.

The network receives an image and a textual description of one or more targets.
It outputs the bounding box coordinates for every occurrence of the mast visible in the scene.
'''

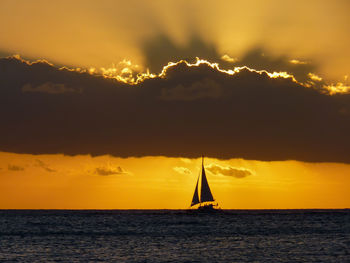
[200,156,215,203]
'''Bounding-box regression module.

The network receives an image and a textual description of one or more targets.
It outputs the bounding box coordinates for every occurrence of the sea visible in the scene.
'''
[0,210,349,262]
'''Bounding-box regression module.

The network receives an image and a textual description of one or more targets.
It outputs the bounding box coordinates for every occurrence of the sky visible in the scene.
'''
[0,0,349,209]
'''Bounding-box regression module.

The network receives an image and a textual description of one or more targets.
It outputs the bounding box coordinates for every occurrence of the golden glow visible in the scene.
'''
[1,1,349,84]
[96,57,299,85]
[158,58,297,82]
[290,59,308,65]
[308,72,323,82]
[9,55,299,85]
[0,1,349,210]
[323,82,350,95]
[13,55,350,96]
[12,55,350,97]
[0,152,349,209]
[221,54,237,63]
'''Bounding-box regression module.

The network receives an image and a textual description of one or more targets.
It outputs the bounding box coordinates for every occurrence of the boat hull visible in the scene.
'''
[187,204,222,213]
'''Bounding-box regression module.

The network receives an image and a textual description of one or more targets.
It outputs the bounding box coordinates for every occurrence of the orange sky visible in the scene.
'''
[1,152,349,209]
[0,0,350,82]
[0,1,349,209]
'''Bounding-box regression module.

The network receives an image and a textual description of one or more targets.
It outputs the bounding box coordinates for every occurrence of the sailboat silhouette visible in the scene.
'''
[190,156,219,211]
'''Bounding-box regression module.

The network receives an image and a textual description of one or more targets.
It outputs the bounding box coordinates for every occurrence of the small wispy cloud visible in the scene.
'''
[308,73,322,82]
[173,166,192,175]
[221,54,238,63]
[206,164,253,179]
[35,159,56,173]
[8,164,25,171]
[289,59,308,65]
[95,166,129,176]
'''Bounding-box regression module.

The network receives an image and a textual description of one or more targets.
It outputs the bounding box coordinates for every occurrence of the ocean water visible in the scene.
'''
[0,210,349,262]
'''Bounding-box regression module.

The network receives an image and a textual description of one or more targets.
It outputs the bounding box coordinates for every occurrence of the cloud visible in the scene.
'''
[206,164,252,179]
[324,82,350,95]
[221,54,237,63]
[290,59,308,65]
[94,166,128,176]
[22,82,81,94]
[173,166,192,175]
[35,159,56,172]
[180,158,192,164]
[228,47,317,84]
[142,33,220,74]
[8,164,25,171]
[308,73,322,82]
[160,78,221,101]
[1,56,350,163]
[142,34,317,86]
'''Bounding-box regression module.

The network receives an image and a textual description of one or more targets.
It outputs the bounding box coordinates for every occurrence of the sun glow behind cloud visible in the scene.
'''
[0,0,349,82]
[324,82,350,95]
[75,56,297,85]
[10,54,350,95]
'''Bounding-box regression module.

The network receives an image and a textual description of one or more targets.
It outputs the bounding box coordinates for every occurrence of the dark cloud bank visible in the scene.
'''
[1,57,350,163]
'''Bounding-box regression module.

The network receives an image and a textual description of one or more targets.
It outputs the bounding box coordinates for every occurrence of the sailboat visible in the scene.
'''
[189,156,219,212]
